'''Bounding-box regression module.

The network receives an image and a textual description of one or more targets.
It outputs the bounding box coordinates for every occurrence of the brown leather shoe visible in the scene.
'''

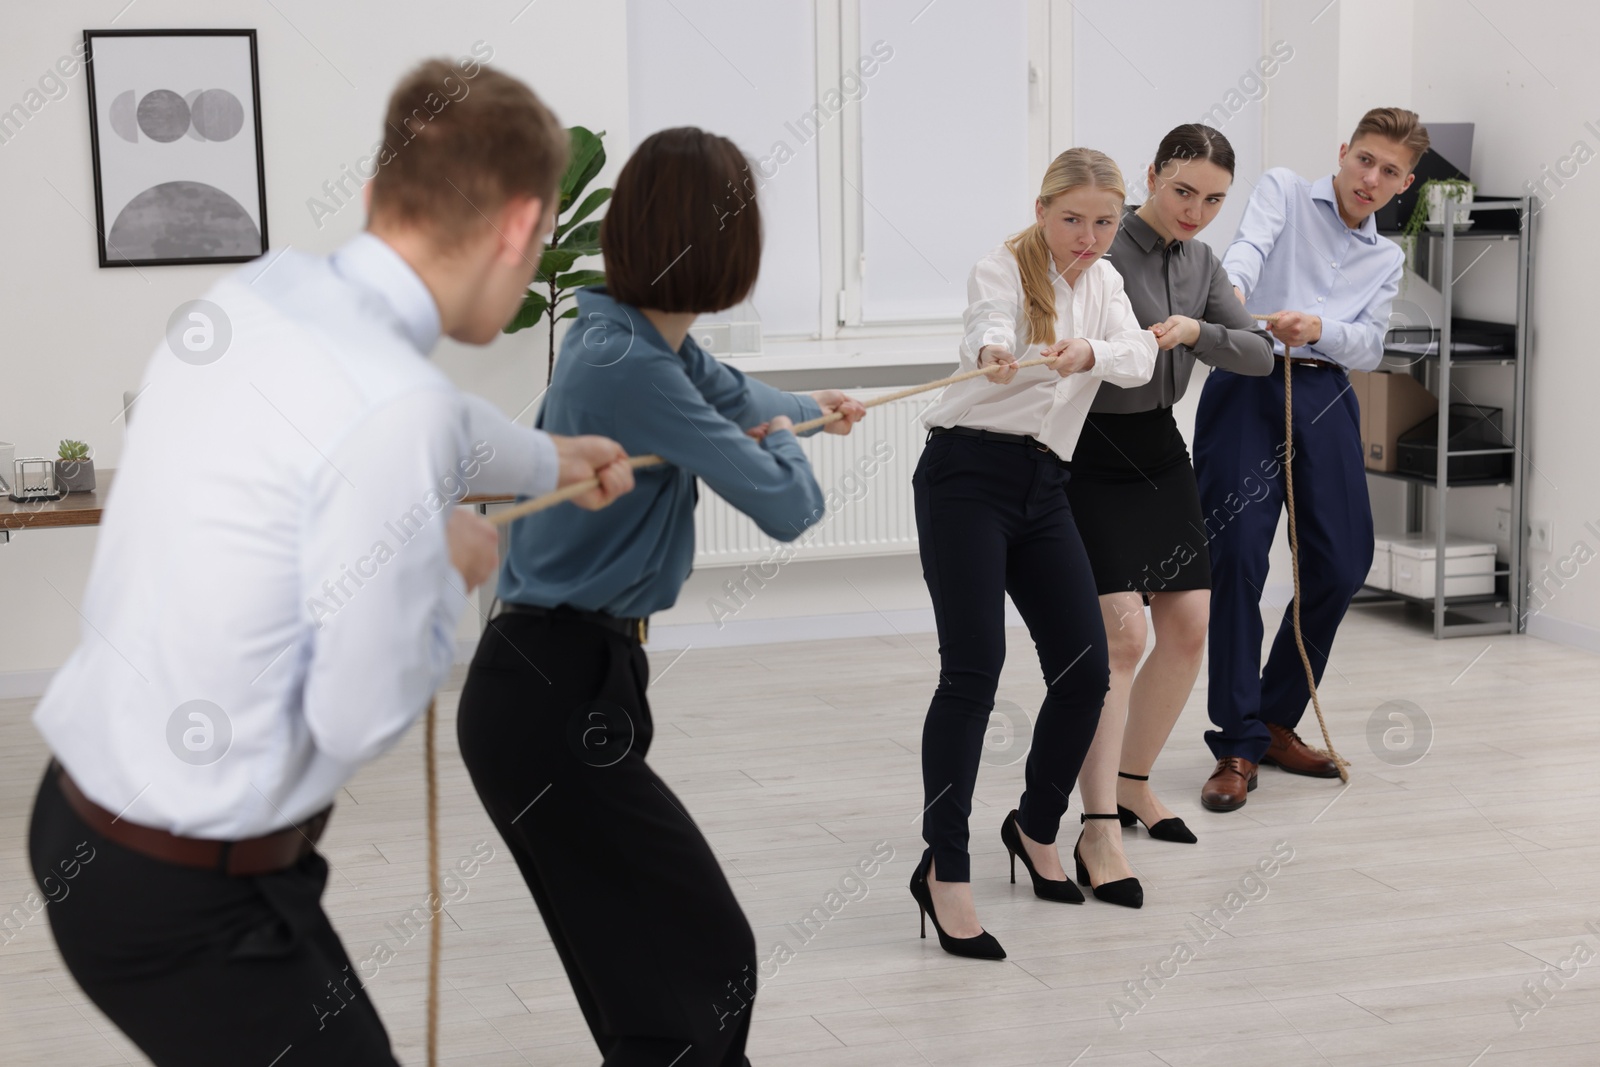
[1261,723,1341,778]
[1200,757,1258,812]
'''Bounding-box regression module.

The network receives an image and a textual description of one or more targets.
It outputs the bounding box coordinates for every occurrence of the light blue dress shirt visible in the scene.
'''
[34,234,556,838]
[1222,170,1404,372]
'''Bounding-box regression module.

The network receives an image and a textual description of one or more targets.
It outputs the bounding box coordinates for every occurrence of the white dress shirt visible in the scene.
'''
[34,234,559,838]
[921,244,1157,458]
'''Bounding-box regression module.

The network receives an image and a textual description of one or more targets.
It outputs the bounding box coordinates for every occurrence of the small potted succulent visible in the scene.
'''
[56,439,96,493]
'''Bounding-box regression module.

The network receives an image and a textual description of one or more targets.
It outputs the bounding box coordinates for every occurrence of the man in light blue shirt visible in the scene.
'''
[1194,108,1429,812]
[29,60,632,1066]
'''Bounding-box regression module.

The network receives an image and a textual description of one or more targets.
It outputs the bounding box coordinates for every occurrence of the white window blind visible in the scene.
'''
[856,0,1032,323]
[625,0,822,336]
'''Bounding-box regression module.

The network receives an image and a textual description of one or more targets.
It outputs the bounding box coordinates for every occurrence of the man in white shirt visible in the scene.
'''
[28,60,632,1066]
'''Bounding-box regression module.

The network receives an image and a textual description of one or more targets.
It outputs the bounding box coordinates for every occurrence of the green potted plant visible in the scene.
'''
[56,439,95,493]
[1400,177,1475,275]
[503,126,611,385]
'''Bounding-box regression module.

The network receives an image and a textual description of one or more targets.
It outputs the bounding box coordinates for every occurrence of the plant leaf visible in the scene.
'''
[560,127,606,213]
[563,187,610,234]
[558,306,578,320]
[558,220,602,253]
[556,269,607,289]
[536,247,582,282]
[503,289,550,333]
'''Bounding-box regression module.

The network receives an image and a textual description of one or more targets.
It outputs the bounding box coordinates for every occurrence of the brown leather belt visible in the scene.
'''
[1275,353,1335,369]
[54,764,331,877]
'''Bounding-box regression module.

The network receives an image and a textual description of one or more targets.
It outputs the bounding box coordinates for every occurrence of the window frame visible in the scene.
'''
[803,0,1059,341]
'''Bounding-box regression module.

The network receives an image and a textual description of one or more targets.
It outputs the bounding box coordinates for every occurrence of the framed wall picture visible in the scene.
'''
[83,29,268,268]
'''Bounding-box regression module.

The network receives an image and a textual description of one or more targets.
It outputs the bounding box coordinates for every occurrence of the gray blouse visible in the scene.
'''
[1092,207,1275,413]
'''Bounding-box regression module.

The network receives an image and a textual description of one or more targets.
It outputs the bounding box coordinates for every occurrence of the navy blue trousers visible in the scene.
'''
[913,432,1109,883]
[1192,364,1373,764]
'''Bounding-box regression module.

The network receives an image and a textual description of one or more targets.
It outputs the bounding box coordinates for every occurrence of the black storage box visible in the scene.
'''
[1384,318,1516,360]
[1396,403,1513,482]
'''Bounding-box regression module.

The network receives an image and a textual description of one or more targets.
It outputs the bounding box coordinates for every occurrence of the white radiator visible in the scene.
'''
[692,387,933,566]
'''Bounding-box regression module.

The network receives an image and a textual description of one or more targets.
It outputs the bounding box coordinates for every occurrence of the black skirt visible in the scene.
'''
[1066,406,1212,597]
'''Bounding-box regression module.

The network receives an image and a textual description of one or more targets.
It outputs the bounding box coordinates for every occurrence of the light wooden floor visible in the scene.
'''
[4,601,1600,1066]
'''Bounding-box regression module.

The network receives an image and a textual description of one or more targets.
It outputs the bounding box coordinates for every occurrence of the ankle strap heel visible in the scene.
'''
[1072,815,1144,908]
[1115,774,1198,845]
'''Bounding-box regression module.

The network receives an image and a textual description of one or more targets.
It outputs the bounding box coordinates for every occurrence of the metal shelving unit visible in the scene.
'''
[1357,195,1535,638]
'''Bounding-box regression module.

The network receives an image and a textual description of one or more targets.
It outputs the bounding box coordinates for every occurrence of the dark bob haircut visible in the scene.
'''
[602,126,761,312]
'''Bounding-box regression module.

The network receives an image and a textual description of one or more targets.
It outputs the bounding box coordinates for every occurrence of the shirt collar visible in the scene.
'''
[1311,174,1380,245]
[329,232,443,353]
[1121,206,1184,255]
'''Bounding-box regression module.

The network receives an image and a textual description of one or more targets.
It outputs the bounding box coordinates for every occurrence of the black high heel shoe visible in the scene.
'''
[1000,809,1084,904]
[1116,771,1198,844]
[908,852,1006,960]
[1074,814,1144,908]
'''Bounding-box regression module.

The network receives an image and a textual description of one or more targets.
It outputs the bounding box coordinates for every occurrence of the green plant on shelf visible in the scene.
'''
[503,126,611,386]
[57,440,90,463]
[1399,178,1476,278]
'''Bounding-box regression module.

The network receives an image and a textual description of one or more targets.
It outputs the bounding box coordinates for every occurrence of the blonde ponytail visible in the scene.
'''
[1005,147,1126,347]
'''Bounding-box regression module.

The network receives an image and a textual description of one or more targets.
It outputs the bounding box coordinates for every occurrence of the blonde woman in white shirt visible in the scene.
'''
[909,148,1157,958]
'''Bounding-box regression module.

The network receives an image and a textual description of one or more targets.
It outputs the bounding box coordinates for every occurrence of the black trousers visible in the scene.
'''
[913,432,1110,882]
[27,766,397,1067]
[457,612,756,1067]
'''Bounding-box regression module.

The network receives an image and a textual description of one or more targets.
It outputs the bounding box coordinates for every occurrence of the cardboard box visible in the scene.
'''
[1358,371,1438,472]
[1387,535,1497,600]
[1349,370,1373,461]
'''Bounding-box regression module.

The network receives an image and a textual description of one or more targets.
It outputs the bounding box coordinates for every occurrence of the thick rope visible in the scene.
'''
[425,698,442,1066]
[486,357,1051,526]
[1255,315,1351,782]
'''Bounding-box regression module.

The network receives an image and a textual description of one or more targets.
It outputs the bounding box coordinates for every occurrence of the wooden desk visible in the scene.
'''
[0,469,117,533]
[0,466,514,622]
[0,470,514,537]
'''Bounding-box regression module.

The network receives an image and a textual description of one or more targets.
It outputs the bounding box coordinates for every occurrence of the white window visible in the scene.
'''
[626,1,1267,339]
[626,0,824,337]
[626,0,1048,341]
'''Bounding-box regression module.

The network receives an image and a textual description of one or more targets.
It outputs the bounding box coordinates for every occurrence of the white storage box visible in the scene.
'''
[1367,535,1397,591]
[1387,535,1498,600]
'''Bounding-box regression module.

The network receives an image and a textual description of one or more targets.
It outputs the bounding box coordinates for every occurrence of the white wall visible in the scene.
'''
[0,0,630,688]
[6,0,1599,692]
[1407,0,1600,647]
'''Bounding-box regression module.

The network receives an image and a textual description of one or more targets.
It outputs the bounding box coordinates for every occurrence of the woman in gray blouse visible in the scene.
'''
[1067,125,1274,891]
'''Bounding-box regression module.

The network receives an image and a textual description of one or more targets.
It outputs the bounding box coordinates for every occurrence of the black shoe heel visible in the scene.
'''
[908,853,1006,960]
[1000,809,1084,904]
[1074,813,1144,909]
[1117,771,1197,844]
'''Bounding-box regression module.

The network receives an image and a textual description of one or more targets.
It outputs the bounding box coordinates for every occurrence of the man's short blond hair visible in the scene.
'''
[1350,107,1430,170]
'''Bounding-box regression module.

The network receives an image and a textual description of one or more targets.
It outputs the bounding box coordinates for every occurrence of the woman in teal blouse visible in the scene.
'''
[456,126,863,1067]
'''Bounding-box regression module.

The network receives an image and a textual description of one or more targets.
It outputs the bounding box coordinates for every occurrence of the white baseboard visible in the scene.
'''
[17,598,1593,699]
[0,670,57,702]
[641,604,1031,651]
[1525,611,1600,655]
